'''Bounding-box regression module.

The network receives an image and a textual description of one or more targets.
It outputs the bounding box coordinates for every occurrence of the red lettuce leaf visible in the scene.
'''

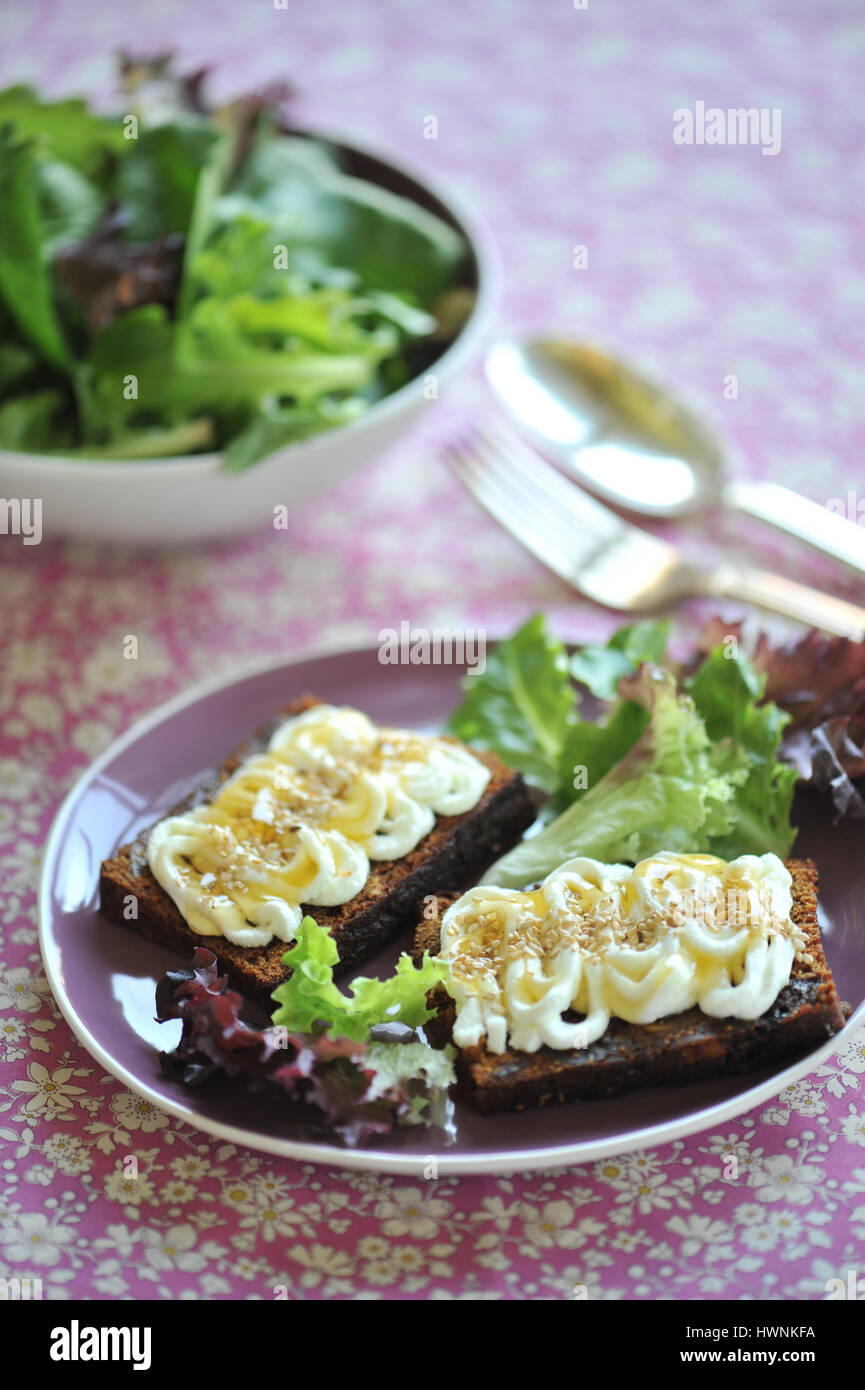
[54,207,184,332]
[155,948,447,1145]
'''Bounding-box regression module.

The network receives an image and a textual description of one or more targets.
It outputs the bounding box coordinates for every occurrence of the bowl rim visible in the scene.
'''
[0,123,496,480]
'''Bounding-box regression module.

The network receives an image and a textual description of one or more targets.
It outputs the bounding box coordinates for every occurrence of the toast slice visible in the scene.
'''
[413,859,848,1113]
[99,695,534,1004]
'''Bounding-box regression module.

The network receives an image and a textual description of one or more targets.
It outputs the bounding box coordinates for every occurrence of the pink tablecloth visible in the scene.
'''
[2,0,864,1300]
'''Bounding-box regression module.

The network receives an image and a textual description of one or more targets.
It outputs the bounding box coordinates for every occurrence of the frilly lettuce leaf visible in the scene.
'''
[482,666,739,888]
[270,915,447,1043]
[687,645,798,856]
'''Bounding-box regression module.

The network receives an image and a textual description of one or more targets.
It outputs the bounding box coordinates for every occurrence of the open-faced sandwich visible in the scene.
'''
[100,696,535,997]
[414,851,845,1112]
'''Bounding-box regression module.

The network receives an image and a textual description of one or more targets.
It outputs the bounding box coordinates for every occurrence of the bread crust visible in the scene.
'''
[413,858,848,1113]
[99,695,535,1004]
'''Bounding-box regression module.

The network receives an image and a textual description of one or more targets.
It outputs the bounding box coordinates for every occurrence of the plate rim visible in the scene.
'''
[38,641,864,1176]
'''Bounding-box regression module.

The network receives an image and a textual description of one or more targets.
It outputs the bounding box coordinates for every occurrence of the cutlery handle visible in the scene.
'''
[726,480,865,576]
[708,563,865,639]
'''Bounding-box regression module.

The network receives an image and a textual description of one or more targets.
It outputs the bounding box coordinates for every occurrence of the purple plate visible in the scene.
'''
[39,645,865,1174]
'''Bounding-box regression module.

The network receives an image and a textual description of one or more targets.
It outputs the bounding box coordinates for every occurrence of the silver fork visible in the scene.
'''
[445,427,865,640]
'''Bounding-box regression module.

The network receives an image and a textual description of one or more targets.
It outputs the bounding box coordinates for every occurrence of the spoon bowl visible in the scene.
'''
[486,339,722,515]
[486,336,865,573]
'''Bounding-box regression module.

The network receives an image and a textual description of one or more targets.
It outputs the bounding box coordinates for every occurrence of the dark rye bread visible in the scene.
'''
[99,695,534,1005]
[413,859,848,1114]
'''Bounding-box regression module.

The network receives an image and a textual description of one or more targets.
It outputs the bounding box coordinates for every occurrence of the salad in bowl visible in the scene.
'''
[0,57,487,541]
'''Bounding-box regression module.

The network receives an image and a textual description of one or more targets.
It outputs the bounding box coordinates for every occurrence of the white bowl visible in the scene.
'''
[0,129,493,546]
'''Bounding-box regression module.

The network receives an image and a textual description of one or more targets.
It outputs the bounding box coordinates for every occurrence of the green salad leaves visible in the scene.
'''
[448,615,798,888]
[685,644,799,859]
[443,613,575,794]
[0,63,469,467]
[271,914,448,1043]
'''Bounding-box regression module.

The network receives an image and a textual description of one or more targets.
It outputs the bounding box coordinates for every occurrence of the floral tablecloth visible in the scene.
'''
[2,0,865,1300]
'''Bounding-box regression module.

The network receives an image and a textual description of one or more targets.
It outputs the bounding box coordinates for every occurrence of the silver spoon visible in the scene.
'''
[486,337,865,576]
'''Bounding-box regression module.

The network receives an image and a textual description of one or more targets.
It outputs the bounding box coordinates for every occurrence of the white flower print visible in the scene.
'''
[594,1158,628,1185]
[474,1240,511,1272]
[665,1215,736,1260]
[833,1031,865,1076]
[24,1164,55,1186]
[52,1151,91,1178]
[841,1166,865,1198]
[748,1153,824,1204]
[0,1015,27,1061]
[200,1274,232,1297]
[470,1196,517,1232]
[41,1134,84,1170]
[608,1171,688,1215]
[169,1155,210,1181]
[11,1063,87,1120]
[785,1082,827,1116]
[160,1180,196,1204]
[70,720,115,757]
[697,1275,729,1294]
[1,637,52,686]
[619,1151,664,1181]
[356,1236,389,1260]
[238,1197,307,1243]
[231,1255,271,1282]
[733,1202,765,1226]
[2,837,41,891]
[0,760,42,803]
[518,1201,604,1253]
[0,968,50,1013]
[760,1102,794,1127]
[80,645,166,699]
[103,1168,156,1206]
[840,1106,865,1148]
[93,1272,130,1296]
[390,1244,427,1274]
[373,1186,451,1238]
[608,1229,642,1254]
[19,694,62,732]
[1,1211,76,1267]
[92,1225,137,1259]
[362,1257,398,1286]
[789,1257,858,1299]
[700,1132,760,1176]
[741,1208,832,1262]
[139,1224,207,1275]
[249,1171,292,1204]
[109,1092,170,1133]
[221,1179,255,1209]
[287,1243,354,1280]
